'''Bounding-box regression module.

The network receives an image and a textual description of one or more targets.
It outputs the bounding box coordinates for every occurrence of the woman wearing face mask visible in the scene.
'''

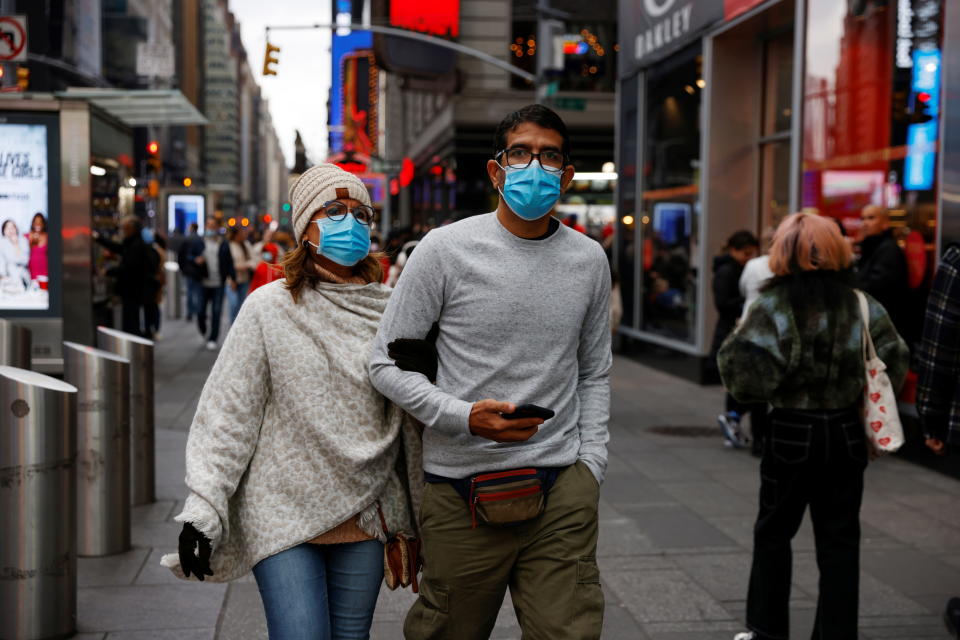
[163,164,428,640]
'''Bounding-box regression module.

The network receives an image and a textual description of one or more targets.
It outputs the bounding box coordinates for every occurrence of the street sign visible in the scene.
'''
[137,42,174,78]
[370,157,402,175]
[0,15,27,62]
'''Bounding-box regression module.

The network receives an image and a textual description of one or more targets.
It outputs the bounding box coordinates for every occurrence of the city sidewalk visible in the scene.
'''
[74,314,960,639]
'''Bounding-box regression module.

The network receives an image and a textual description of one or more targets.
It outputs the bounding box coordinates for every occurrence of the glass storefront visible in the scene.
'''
[615,0,951,380]
[638,45,702,344]
[802,0,944,345]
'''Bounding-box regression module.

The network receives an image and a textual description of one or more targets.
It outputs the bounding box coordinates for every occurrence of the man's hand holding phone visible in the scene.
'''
[468,400,552,443]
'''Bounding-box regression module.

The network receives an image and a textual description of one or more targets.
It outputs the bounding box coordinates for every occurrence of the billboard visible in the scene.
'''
[167,194,206,235]
[0,123,51,311]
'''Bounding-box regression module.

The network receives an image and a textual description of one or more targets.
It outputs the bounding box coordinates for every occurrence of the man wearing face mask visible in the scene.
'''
[369,104,611,639]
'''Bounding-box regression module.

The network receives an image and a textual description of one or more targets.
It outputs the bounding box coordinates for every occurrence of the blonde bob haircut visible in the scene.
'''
[768,212,853,276]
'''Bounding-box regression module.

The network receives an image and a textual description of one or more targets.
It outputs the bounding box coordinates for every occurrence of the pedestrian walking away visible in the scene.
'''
[369,104,611,640]
[94,215,159,337]
[161,163,432,640]
[179,222,204,321]
[192,217,235,350]
[225,226,254,325]
[718,212,909,640]
[914,243,960,638]
[711,230,760,449]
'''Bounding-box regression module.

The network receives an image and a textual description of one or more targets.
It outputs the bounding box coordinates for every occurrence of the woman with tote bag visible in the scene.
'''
[718,212,909,640]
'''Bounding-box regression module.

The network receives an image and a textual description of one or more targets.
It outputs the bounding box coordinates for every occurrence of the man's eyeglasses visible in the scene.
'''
[496,148,566,173]
[320,200,377,226]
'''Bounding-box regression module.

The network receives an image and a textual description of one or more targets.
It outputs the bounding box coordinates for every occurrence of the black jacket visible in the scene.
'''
[857,229,907,328]
[709,254,746,360]
[181,234,235,286]
[97,233,159,302]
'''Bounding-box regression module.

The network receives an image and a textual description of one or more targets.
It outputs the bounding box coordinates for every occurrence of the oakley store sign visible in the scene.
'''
[619,0,768,76]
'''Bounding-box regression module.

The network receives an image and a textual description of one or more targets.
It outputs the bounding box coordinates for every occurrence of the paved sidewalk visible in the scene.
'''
[75,315,960,639]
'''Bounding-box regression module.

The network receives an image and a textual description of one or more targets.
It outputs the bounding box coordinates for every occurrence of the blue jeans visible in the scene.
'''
[186,277,202,318]
[253,540,384,640]
[225,280,249,325]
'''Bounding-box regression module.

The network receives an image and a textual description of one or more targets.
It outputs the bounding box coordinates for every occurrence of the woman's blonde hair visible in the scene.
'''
[281,243,384,303]
[768,212,852,276]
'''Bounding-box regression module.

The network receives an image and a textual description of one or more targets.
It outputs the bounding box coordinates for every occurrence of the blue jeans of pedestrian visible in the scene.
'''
[252,540,384,640]
[225,280,249,325]
[186,277,202,318]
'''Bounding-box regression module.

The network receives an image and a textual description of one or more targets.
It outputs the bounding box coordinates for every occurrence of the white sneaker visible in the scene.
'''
[205,341,217,351]
[733,633,756,640]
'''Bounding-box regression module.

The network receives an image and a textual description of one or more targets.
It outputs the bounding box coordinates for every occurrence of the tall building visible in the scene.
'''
[202,0,242,216]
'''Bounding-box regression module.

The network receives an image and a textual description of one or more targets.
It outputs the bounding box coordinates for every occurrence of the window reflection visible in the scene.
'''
[616,75,639,330]
[639,45,701,344]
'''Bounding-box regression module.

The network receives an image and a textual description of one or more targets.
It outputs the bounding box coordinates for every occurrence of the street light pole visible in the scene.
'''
[534,0,570,104]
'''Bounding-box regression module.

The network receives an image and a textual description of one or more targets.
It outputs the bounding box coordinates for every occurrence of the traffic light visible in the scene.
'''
[281,202,291,213]
[16,66,29,91]
[263,42,280,76]
[183,177,193,188]
[146,141,161,174]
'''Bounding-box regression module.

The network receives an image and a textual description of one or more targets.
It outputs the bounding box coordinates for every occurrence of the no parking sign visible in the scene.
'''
[0,15,27,62]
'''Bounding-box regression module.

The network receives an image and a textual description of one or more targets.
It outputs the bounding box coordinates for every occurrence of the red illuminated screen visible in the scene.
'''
[390,0,459,38]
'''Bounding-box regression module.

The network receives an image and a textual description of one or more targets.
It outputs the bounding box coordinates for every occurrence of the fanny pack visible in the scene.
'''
[426,467,562,528]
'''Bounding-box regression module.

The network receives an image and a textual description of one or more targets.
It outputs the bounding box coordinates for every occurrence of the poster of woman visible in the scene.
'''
[0,123,49,310]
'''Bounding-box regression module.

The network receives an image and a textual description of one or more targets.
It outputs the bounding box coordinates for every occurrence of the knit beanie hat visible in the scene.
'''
[289,163,372,244]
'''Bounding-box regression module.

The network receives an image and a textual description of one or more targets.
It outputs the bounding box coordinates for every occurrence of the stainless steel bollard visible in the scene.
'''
[0,365,79,640]
[96,327,155,506]
[0,318,31,369]
[63,342,131,556]
[164,261,182,320]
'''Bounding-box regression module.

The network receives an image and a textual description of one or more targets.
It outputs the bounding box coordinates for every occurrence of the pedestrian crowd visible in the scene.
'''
[87,104,955,640]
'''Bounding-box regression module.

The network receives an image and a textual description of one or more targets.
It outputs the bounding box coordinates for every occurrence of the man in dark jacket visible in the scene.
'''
[95,216,158,337]
[712,230,759,448]
[914,243,960,638]
[857,205,908,334]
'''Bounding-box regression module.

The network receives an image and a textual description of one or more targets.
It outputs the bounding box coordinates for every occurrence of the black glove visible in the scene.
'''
[178,522,214,581]
[388,322,440,383]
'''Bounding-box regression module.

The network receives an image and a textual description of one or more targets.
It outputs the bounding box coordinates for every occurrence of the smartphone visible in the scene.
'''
[501,404,555,421]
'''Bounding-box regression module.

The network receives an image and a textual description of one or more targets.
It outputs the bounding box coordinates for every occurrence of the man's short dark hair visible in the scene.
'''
[494,104,571,159]
[726,230,759,250]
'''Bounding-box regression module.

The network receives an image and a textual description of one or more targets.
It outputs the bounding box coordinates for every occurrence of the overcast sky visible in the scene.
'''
[229,0,333,167]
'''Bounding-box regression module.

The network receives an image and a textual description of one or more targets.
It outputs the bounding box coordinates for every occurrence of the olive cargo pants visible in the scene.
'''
[404,461,603,640]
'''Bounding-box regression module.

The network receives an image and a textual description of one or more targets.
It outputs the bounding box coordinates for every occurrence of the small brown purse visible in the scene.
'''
[378,504,422,593]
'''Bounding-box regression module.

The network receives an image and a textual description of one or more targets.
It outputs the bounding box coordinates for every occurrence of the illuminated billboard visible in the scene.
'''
[390,0,459,38]
[167,194,206,235]
[0,122,53,311]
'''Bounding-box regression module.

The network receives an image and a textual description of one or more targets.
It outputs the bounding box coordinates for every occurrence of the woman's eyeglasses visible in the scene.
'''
[320,201,377,226]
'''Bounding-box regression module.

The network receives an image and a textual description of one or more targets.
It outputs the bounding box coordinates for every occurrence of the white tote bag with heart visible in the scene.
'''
[855,290,905,453]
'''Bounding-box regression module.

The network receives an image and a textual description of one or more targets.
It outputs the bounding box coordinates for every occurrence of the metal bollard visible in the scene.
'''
[164,261,182,320]
[0,365,79,640]
[63,342,131,556]
[96,327,155,506]
[0,318,31,369]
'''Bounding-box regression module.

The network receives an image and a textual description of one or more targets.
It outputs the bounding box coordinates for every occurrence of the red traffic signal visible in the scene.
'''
[147,141,159,155]
[263,214,272,223]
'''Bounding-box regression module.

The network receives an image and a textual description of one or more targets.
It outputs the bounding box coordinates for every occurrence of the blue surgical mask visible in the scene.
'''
[498,161,562,221]
[305,216,371,266]
[262,251,274,262]
[141,228,155,244]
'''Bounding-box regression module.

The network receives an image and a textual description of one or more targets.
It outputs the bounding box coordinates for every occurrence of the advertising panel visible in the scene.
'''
[0,122,51,311]
[167,194,206,235]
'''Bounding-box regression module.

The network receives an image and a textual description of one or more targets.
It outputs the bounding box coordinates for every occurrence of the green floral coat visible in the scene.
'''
[718,284,909,409]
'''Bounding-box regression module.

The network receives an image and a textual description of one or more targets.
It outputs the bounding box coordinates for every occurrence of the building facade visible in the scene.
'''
[615,0,954,383]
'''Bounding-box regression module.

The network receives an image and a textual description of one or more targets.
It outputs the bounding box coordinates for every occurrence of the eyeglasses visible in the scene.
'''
[496,148,566,173]
[320,200,377,226]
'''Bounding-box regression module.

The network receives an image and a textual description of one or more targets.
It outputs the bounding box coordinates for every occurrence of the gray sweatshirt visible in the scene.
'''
[368,212,612,483]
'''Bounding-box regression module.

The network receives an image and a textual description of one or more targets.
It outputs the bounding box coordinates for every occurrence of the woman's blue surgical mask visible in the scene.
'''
[305,216,371,266]
[498,160,562,221]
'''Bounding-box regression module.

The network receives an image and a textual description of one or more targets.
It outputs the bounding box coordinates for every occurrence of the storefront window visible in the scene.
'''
[639,45,701,344]
[616,74,639,329]
[760,31,794,231]
[803,0,943,344]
